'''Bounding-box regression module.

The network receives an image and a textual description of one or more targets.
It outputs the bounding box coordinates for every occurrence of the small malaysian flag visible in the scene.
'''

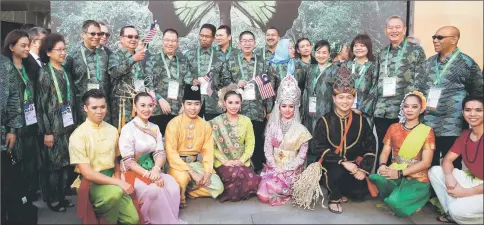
[205,70,213,96]
[254,73,275,99]
[143,20,157,44]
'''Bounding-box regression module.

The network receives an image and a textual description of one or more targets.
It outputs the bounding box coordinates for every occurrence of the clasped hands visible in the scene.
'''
[444,174,474,198]
[143,166,164,187]
[342,161,367,180]
[189,169,211,188]
[377,165,399,180]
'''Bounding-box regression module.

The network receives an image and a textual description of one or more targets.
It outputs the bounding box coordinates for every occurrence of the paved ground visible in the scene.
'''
[35,193,444,224]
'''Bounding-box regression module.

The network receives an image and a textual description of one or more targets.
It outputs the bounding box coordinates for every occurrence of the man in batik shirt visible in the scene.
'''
[215,25,237,62]
[420,26,483,169]
[256,27,280,64]
[372,16,426,166]
[65,20,111,124]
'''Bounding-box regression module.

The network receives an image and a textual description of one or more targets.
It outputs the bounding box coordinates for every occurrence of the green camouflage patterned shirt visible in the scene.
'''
[421,49,483,137]
[145,52,191,116]
[256,46,275,65]
[215,45,238,62]
[343,60,379,119]
[373,40,426,119]
[185,46,224,114]
[268,59,308,96]
[65,43,110,124]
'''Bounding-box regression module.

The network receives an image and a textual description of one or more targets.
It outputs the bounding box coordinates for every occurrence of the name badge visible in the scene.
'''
[87,83,100,91]
[24,103,37,126]
[198,77,208,95]
[309,96,317,114]
[243,83,256,101]
[352,92,358,109]
[134,79,145,92]
[60,105,74,128]
[382,77,397,97]
[167,80,179,100]
[427,88,442,110]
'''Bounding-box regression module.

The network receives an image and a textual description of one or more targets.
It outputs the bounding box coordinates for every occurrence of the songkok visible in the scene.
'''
[333,66,356,96]
[183,85,201,101]
[276,76,301,107]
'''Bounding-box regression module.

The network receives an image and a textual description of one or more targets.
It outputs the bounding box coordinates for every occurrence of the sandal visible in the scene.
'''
[437,215,456,224]
[179,202,187,209]
[328,201,343,214]
[340,196,349,203]
[47,202,66,212]
[60,199,75,208]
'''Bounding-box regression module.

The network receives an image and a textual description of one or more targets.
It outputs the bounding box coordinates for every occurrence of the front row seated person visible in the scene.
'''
[165,85,224,209]
[69,89,141,224]
[429,95,483,224]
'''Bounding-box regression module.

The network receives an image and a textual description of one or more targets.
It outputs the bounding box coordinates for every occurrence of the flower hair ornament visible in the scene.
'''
[398,90,427,123]
[217,83,244,110]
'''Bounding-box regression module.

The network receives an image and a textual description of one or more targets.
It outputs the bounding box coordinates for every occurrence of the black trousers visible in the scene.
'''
[149,114,177,136]
[322,162,369,201]
[198,101,220,121]
[250,120,266,172]
[374,117,399,167]
[433,136,461,169]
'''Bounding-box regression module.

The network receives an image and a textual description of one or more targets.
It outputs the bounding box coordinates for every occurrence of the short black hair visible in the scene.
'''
[39,33,65,64]
[462,95,483,110]
[217,25,232,36]
[120,25,137,37]
[27,27,48,42]
[314,39,331,53]
[2,29,29,61]
[239,31,255,41]
[82,89,106,106]
[295,37,311,58]
[266,27,280,36]
[200,23,216,37]
[82,20,100,32]
[163,28,179,38]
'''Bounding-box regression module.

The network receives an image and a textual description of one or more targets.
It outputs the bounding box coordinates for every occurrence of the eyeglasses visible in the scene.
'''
[102,33,111,38]
[240,39,255,44]
[86,32,105,37]
[122,35,139,39]
[52,48,67,53]
[432,35,454,40]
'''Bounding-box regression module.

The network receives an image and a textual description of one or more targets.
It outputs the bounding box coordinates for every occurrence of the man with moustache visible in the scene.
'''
[185,23,224,121]
[25,27,48,81]
[65,20,111,125]
[145,28,190,136]
[108,25,147,129]
[98,22,113,56]
[420,26,483,169]
[257,27,280,63]
[372,15,426,166]
[215,25,237,61]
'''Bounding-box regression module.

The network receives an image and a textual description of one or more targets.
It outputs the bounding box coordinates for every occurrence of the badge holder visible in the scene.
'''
[382,77,397,97]
[243,82,256,101]
[167,80,179,100]
[61,105,74,127]
[87,78,100,91]
[309,96,317,115]
[427,88,442,110]
[24,101,38,126]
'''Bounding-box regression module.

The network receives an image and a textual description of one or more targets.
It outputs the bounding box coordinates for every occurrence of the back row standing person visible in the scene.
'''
[145,28,190,136]
[257,27,280,64]
[372,15,426,167]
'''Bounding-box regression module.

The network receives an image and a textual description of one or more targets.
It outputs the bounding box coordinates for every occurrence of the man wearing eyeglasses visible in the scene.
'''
[185,23,224,121]
[419,26,483,169]
[145,28,190,136]
[372,15,427,167]
[215,31,273,173]
[108,25,147,129]
[65,20,111,126]
[98,22,113,56]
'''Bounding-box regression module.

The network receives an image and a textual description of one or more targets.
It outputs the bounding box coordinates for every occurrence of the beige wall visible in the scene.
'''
[413,1,483,69]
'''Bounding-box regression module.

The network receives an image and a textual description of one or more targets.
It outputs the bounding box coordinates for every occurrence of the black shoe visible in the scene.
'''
[63,187,77,196]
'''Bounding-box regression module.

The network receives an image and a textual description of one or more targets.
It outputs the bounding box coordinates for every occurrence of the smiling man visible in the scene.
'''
[98,22,113,56]
[164,85,223,209]
[372,15,426,167]
[420,26,483,169]
[215,25,236,61]
[257,27,280,63]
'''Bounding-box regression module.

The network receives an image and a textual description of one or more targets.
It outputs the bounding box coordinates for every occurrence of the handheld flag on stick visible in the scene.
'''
[254,73,275,99]
[143,20,158,49]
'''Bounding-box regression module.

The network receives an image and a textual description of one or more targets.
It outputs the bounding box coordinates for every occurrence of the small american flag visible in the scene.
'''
[143,20,157,44]
[254,73,275,99]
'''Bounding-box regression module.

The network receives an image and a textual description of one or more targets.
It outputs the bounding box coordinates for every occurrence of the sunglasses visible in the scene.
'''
[122,35,139,40]
[86,32,105,37]
[103,33,111,38]
[432,35,454,40]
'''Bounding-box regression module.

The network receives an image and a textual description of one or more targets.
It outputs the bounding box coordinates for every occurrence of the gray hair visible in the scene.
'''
[27,27,48,41]
[385,15,406,27]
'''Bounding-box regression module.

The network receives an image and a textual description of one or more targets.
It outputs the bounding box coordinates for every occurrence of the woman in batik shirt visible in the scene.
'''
[370,91,435,217]
[210,84,260,202]
[37,33,77,212]
[2,30,42,201]
[257,76,312,206]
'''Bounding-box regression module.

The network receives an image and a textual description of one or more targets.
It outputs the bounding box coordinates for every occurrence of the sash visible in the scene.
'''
[389,124,431,170]
[210,114,245,160]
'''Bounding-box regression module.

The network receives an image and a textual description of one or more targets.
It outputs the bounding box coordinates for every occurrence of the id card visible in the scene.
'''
[243,83,256,100]
[427,88,442,110]
[309,96,317,114]
[198,77,208,95]
[134,79,145,92]
[60,105,74,128]
[167,80,179,100]
[352,92,358,109]
[24,103,37,126]
[87,83,100,91]
[382,77,397,97]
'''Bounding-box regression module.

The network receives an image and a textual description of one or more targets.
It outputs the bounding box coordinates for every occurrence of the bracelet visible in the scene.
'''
[152,166,161,171]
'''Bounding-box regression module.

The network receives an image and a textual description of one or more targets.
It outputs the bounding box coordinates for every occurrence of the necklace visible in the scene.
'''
[465,131,482,164]
[280,119,293,135]
[403,122,420,130]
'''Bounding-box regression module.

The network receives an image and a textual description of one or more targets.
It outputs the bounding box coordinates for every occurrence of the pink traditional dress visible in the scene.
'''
[119,117,186,224]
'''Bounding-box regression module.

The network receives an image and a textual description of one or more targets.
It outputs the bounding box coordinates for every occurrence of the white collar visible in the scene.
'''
[29,51,40,59]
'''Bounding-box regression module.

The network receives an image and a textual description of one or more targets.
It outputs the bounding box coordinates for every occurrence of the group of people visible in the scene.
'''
[1,14,482,224]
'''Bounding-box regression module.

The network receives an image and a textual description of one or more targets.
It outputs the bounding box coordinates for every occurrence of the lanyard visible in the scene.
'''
[219,45,232,60]
[161,52,180,79]
[263,45,266,61]
[197,46,213,75]
[48,63,71,105]
[312,63,331,93]
[238,53,258,80]
[384,40,407,75]
[80,47,101,80]
[15,66,32,102]
[434,49,460,85]
[351,61,369,89]
[134,62,142,79]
